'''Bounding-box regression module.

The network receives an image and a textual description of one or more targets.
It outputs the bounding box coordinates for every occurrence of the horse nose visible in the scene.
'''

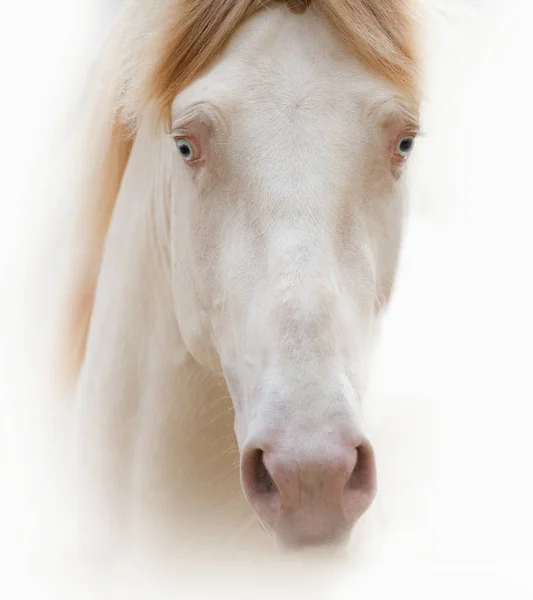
[240,439,376,548]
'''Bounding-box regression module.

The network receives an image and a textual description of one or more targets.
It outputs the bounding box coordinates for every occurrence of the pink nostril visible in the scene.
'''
[342,442,377,522]
[241,448,282,527]
[346,442,375,493]
[248,449,278,496]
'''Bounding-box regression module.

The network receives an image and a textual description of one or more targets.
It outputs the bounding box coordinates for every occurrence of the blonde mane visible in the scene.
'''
[61,0,420,386]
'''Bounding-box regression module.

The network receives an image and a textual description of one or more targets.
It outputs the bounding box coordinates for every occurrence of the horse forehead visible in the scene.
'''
[238,26,363,102]
[174,8,385,119]
[238,60,364,117]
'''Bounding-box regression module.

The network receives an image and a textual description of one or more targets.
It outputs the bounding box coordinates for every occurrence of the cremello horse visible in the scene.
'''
[63,0,421,554]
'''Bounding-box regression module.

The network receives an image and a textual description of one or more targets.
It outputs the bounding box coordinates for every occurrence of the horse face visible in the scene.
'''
[168,10,418,549]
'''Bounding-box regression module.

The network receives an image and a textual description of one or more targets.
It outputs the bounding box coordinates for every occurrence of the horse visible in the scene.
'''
[61,0,421,555]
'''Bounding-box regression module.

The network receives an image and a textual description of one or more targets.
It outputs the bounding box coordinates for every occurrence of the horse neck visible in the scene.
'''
[75,114,255,553]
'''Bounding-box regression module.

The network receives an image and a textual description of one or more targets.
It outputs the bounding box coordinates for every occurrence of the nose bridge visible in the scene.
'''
[266,224,342,361]
[256,225,358,434]
[249,376,366,468]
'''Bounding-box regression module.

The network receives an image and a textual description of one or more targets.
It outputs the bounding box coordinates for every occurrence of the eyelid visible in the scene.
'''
[172,102,231,141]
[171,102,217,131]
[400,125,423,140]
[399,128,419,138]
[169,125,194,138]
[171,108,203,132]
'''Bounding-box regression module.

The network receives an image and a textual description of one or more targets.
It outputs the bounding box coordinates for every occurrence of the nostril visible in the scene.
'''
[346,442,376,495]
[247,449,278,496]
[242,448,281,527]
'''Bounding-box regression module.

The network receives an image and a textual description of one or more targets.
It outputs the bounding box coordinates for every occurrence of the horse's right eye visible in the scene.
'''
[175,137,199,163]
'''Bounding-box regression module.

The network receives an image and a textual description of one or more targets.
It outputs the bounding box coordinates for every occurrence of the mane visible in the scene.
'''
[61,0,420,386]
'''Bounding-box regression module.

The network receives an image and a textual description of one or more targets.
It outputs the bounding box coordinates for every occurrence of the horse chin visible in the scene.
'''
[276,531,351,553]
[256,516,352,555]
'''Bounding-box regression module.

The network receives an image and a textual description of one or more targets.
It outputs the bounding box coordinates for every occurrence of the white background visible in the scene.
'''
[1,0,532,597]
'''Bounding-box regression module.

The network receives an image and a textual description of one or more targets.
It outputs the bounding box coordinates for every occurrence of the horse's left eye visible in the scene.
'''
[175,137,198,162]
[396,135,416,158]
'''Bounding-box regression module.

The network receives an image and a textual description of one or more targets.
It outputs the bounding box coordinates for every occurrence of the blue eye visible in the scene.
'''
[175,137,196,161]
[396,135,415,157]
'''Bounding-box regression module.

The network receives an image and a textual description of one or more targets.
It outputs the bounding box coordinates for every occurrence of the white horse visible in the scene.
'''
[62,0,421,554]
